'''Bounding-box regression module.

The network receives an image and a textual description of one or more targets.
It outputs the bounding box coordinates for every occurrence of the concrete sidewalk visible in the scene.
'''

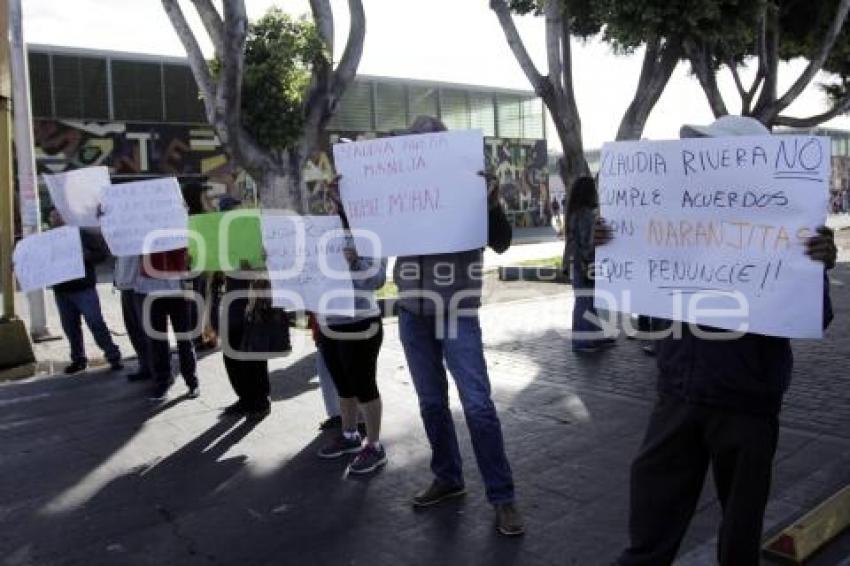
[1,267,848,565]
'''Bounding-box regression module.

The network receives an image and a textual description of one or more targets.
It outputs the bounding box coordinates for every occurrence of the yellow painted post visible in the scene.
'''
[0,0,15,320]
[0,0,35,373]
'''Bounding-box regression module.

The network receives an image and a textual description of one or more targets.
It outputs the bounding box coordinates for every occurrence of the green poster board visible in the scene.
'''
[188,210,264,271]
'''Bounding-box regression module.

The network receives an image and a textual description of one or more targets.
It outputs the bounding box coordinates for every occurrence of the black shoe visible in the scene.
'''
[63,361,87,375]
[149,380,174,402]
[319,415,342,431]
[221,401,247,417]
[412,480,466,508]
[246,405,271,423]
[186,385,200,399]
[126,371,152,382]
[495,502,525,536]
[109,360,124,372]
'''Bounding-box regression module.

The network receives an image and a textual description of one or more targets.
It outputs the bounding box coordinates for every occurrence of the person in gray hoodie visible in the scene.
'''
[392,116,524,536]
[113,255,150,381]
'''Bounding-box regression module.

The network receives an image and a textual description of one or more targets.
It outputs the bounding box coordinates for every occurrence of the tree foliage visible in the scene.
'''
[237,9,329,151]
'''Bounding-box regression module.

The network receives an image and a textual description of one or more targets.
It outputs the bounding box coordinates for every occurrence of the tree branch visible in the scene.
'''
[189,0,224,56]
[685,40,728,118]
[545,0,564,93]
[774,93,850,128]
[490,0,548,97]
[309,0,334,55]
[753,3,780,119]
[161,0,215,122]
[617,37,682,140]
[773,0,850,113]
[330,0,365,99]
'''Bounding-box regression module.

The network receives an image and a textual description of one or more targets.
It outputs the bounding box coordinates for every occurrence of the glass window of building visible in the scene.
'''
[375,82,407,132]
[112,59,164,122]
[521,98,544,139]
[469,93,496,137]
[440,89,470,130]
[329,80,372,132]
[28,52,53,118]
[409,86,438,120]
[52,55,109,120]
[163,64,205,123]
[497,95,522,138]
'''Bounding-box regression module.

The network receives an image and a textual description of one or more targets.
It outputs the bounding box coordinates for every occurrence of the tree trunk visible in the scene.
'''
[549,107,590,190]
[253,167,302,211]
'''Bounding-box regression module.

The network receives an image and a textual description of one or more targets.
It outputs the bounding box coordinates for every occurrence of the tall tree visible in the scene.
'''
[679,0,850,128]
[161,0,365,210]
[490,0,683,190]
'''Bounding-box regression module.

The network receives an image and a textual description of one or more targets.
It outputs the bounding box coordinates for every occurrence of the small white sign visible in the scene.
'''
[100,177,188,256]
[595,135,830,339]
[13,226,85,291]
[261,214,356,315]
[43,166,111,227]
[333,129,487,256]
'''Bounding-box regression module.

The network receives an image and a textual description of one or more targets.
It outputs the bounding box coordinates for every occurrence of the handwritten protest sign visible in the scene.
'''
[188,210,264,271]
[43,166,111,227]
[595,135,829,339]
[13,226,85,291]
[333,129,487,256]
[100,177,188,256]
[261,214,355,315]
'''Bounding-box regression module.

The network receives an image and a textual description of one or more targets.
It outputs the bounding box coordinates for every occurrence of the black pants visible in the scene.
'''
[146,295,198,387]
[318,317,383,403]
[222,297,270,411]
[121,290,150,376]
[617,396,779,566]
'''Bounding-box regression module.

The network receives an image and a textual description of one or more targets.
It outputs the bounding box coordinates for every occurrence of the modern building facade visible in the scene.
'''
[27,44,551,229]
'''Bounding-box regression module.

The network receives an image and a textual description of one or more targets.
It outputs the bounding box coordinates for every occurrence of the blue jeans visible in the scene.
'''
[399,309,514,504]
[54,287,121,365]
[571,256,604,349]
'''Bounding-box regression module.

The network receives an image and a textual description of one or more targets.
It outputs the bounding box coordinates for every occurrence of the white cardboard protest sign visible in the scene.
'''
[261,214,356,315]
[333,129,487,256]
[595,135,829,339]
[100,177,188,256]
[13,226,85,291]
[43,166,111,227]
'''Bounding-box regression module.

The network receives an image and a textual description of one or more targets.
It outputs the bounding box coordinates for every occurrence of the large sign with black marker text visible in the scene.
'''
[595,135,829,338]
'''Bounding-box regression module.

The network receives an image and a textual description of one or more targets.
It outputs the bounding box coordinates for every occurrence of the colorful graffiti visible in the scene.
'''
[32,120,550,228]
[485,138,549,229]
[33,119,252,203]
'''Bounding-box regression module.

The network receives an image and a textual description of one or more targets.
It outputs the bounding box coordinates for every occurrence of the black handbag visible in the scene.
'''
[239,279,292,359]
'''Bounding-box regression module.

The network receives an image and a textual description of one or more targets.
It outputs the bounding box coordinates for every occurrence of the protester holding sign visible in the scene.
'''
[113,255,151,382]
[47,208,123,375]
[563,176,616,353]
[314,182,389,475]
[389,116,524,536]
[613,116,837,566]
[137,246,200,402]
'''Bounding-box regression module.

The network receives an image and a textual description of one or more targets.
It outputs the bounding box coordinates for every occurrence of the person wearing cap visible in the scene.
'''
[393,116,524,536]
[612,116,837,565]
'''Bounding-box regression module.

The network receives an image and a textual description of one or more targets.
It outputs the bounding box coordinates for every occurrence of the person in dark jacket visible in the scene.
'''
[563,176,616,353]
[393,116,524,537]
[612,116,838,566]
[48,208,122,374]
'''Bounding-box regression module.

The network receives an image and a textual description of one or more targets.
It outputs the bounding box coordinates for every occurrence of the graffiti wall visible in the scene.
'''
[32,119,549,228]
[485,138,549,229]
[33,119,254,205]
